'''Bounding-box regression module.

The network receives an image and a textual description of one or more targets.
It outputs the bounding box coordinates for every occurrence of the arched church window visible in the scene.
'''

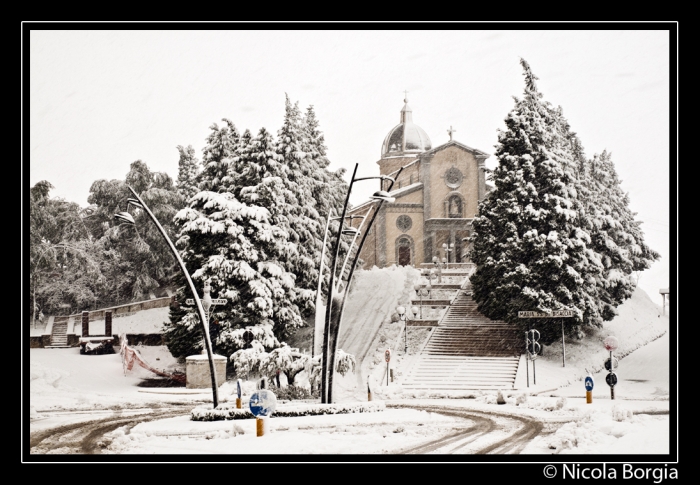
[448,195,463,218]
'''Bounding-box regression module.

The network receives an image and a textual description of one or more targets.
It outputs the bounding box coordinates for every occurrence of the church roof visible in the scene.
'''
[381,96,432,158]
[420,139,490,159]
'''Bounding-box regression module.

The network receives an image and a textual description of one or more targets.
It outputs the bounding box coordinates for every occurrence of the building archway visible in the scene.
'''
[395,235,415,267]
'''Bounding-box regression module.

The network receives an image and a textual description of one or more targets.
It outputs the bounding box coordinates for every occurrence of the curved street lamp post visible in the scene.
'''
[414,272,432,320]
[115,187,220,408]
[397,306,408,353]
[321,163,403,403]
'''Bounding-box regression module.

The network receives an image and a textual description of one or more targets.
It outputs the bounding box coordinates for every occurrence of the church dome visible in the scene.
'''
[381,96,432,157]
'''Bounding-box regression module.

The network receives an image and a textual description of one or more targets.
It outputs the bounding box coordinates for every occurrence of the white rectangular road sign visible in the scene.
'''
[185,299,228,306]
[518,310,573,318]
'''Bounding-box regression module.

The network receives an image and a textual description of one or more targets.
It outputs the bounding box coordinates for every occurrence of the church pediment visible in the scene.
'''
[420,140,490,159]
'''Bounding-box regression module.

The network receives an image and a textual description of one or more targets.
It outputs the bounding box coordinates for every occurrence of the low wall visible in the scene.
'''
[69,297,173,322]
[31,333,164,349]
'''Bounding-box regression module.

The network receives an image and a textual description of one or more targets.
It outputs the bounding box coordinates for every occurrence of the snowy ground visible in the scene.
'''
[26,268,675,460]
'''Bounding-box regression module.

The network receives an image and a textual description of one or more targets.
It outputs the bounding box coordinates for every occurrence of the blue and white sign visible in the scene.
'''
[585,375,594,392]
[237,379,242,399]
[249,389,277,417]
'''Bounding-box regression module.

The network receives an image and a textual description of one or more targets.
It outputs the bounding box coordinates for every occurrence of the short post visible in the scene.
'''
[367,378,372,401]
[390,368,394,382]
[82,311,89,337]
[105,310,113,337]
[256,417,266,437]
[584,373,594,404]
[385,349,391,386]
[236,379,242,409]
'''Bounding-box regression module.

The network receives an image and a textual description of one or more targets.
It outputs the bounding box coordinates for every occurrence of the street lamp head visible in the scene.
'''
[413,283,421,292]
[411,306,420,318]
[442,243,447,249]
[432,256,438,263]
[396,305,406,316]
[370,191,395,203]
[442,257,447,263]
[114,212,135,225]
[126,198,144,209]
[341,227,359,236]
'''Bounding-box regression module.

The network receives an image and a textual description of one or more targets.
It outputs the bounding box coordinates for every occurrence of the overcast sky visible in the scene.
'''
[26,27,674,301]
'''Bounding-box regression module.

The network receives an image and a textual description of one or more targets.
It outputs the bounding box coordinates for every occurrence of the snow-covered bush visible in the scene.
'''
[191,400,385,421]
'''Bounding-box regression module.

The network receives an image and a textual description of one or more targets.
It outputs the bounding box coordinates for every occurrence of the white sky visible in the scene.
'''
[26,26,674,301]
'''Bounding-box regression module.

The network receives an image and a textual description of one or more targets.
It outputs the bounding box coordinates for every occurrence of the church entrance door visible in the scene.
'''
[398,246,411,266]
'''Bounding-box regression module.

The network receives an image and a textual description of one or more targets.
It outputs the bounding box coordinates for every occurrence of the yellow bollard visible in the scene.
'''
[586,390,592,404]
[236,398,242,409]
[256,417,266,437]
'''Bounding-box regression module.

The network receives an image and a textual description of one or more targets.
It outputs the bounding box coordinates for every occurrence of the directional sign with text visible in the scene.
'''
[519,310,574,318]
[185,298,228,306]
[585,375,594,392]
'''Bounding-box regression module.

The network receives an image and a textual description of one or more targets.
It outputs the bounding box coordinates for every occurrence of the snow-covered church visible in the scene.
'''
[348,96,492,268]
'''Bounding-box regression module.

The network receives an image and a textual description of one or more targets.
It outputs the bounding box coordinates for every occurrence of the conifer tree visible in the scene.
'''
[176,145,200,200]
[469,59,600,344]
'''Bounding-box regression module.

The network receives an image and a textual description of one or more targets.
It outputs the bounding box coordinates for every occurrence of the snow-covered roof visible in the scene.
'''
[348,182,423,214]
[420,140,490,158]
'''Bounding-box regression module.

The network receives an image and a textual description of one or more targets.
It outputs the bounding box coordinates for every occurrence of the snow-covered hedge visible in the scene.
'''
[191,400,385,421]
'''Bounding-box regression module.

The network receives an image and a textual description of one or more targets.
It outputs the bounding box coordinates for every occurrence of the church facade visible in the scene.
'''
[348,97,491,268]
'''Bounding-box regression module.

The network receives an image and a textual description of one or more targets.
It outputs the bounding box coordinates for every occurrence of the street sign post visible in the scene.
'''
[525,329,540,386]
[585,374,594,403]
[249,389,277,437]
[385,349,391,386]
[518,310,573,367]
[603,336,619,400]
[186,287,227,349]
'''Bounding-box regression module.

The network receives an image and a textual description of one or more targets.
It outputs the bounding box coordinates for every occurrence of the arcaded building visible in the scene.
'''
[348,96,491,268]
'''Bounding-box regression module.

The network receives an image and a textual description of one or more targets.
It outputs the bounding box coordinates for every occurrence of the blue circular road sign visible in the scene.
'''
[585,376,594,392]
[249,389,277,417]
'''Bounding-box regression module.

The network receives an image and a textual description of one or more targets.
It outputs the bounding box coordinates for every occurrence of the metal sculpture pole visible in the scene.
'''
[125,186,219,408]
[321,163,358,403]
[312,210,334,358]
[326,167,403,403]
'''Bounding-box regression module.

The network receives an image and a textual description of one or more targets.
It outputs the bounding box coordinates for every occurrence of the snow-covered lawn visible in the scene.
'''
[27,269,674,458]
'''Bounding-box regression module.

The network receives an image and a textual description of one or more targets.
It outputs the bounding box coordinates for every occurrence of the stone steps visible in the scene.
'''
[403,355,519,390]
[403,287,522,390]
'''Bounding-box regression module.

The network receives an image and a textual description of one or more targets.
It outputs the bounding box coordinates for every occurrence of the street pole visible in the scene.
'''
[326,167,403,403]
[561,319,566,368]
[312,210,334,358]
[321,163,358,403]
[125,187,219,408]
[525,331,529,388]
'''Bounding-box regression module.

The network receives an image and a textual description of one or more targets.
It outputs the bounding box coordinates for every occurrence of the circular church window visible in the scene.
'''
[396,215,412,232]
[445,167,464,189]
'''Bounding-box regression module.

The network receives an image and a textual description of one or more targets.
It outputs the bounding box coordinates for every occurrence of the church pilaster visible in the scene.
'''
[421,154,433,219]
[477,156,487,202]
[377,205,387,268]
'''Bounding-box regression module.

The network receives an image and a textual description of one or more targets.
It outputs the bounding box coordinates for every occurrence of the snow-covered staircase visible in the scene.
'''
[402,355,520,391]
[46,316,71,349]
[402,289,522,391]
